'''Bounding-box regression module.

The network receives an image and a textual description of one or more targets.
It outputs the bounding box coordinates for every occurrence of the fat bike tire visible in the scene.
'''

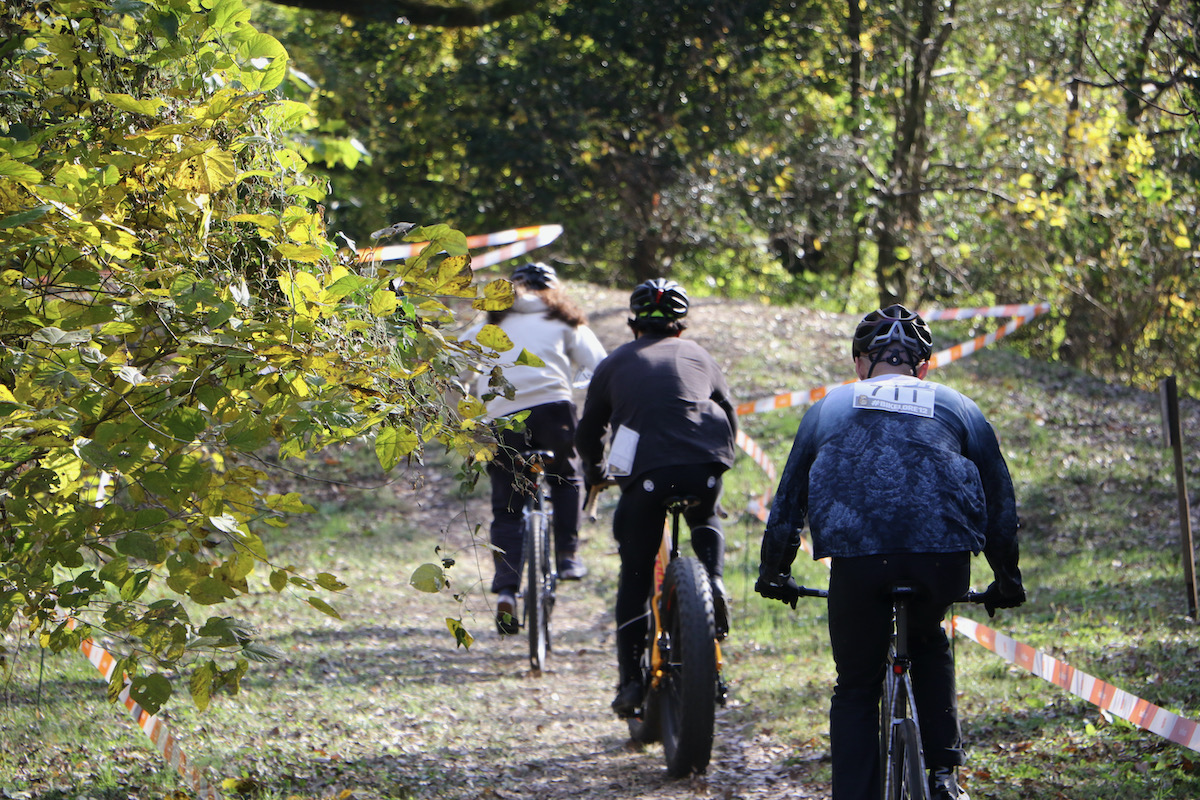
[658,556,717,777]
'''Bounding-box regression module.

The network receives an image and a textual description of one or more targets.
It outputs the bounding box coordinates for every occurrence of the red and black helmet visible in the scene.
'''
[852,304,933,362]
[629,278,689,320]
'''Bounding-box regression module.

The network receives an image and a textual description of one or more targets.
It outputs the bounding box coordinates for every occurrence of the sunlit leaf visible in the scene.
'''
[410,563,447,593]
[446,618,474,649]
[475,323,513,352]
[514,348,546,368]
[472,278,516,312]
[375,426,418,470]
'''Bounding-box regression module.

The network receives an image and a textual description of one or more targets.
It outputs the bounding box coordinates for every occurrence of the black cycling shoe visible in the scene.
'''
[929,767,969,800]
[611,679,643,718]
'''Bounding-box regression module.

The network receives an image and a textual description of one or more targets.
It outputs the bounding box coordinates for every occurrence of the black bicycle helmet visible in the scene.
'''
[629,278,689,320]
[852,304,933,362]
[510,262,557,290]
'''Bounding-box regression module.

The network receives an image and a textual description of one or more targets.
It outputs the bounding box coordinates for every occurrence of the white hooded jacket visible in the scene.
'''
[463,292,607,419]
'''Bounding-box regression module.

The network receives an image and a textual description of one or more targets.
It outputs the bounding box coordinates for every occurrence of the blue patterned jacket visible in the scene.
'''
[760,374,1021,592]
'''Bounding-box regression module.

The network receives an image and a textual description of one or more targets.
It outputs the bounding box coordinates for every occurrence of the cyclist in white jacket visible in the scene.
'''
[462,263,607,634]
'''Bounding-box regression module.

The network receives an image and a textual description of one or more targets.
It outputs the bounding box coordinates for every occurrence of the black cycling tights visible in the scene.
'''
[611,462,726,685]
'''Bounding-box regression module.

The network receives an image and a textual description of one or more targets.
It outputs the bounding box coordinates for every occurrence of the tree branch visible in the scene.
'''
[268,0,544,26]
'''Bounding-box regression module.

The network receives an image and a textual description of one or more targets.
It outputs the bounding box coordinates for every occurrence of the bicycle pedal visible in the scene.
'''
[716,677,729,707]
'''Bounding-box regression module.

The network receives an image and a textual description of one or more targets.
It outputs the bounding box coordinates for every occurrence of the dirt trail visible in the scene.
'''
[228,477,832,800]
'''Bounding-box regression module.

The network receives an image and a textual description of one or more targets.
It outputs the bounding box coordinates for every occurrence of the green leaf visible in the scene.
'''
[116,532,164,564]
[269,569,288,592]
[307,595,341,619]
[0,205,52,229]
[410,563,446,593]
[241,641,283,663]
[30,327,92,346]
[190,577,237,605]
[128,673,172,714]
[189,662,215,711]
[375,426,418,470]
[103,92,167,116]
[514,348,546,368]
[0,158,42,183]
[315,572,347,591]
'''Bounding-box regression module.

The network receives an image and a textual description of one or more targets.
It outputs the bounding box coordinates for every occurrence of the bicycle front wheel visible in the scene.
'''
[523,497,551,671]
[658,556,717,777]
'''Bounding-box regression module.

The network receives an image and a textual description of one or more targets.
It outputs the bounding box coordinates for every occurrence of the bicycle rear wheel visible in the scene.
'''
[658,556,717,777]
[523,493,552,671]
[888,718,928,800]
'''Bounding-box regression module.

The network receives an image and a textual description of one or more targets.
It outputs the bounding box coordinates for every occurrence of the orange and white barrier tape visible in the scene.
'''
[357,224,563,269]
[735,303,1051,417]
[927,303,1050,369]
[736,429,777,522]
[953,615,1200,753]
[65,620,224,799]
[921,303,1050,322]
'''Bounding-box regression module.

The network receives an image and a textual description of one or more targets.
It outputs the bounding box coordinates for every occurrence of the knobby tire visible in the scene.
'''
[894,718,928,800]
[658,556,717,777]
[523,493,552,671]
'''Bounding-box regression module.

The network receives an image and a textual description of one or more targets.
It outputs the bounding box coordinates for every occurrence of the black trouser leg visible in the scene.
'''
[611,462,727,684]
[827,552,970,800]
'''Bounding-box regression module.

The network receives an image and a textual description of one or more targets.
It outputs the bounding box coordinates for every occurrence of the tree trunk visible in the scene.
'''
[872,0,955,308]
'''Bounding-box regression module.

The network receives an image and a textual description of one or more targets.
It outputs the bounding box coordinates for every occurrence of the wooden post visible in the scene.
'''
[1160,376,1198,619]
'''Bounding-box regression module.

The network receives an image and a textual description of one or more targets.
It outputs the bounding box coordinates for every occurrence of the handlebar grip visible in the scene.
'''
[960,590,986,604]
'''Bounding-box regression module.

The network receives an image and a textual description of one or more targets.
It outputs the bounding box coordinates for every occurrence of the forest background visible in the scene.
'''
[259,0,1200,393]
[0,0,1197,763]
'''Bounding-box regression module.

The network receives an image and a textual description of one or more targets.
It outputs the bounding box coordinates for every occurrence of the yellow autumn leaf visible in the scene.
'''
[173,149,237,193]
[475,323,513,352]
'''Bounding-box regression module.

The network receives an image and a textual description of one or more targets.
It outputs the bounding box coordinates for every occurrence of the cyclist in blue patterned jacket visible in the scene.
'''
[755,304,1025,800]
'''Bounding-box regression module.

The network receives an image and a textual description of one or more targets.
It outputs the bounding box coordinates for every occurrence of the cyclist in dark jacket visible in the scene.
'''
[756,304,1025,800]
[576,279,738,718]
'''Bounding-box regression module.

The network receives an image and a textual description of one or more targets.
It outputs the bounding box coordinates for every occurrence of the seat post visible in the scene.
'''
[891,585,917,663]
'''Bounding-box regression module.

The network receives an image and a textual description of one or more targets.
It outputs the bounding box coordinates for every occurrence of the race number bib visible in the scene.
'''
[852,378,936,418]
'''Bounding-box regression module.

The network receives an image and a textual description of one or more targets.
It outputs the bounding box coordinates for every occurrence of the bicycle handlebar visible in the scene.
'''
[781,586,988,604]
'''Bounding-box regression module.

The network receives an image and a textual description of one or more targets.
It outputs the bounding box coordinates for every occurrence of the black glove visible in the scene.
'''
[755,574,801,609]
[979,580,1026,618]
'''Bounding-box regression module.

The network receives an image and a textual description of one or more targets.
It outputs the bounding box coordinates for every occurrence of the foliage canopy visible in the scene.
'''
[266,0,1199,393]
[0,0,508,712]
